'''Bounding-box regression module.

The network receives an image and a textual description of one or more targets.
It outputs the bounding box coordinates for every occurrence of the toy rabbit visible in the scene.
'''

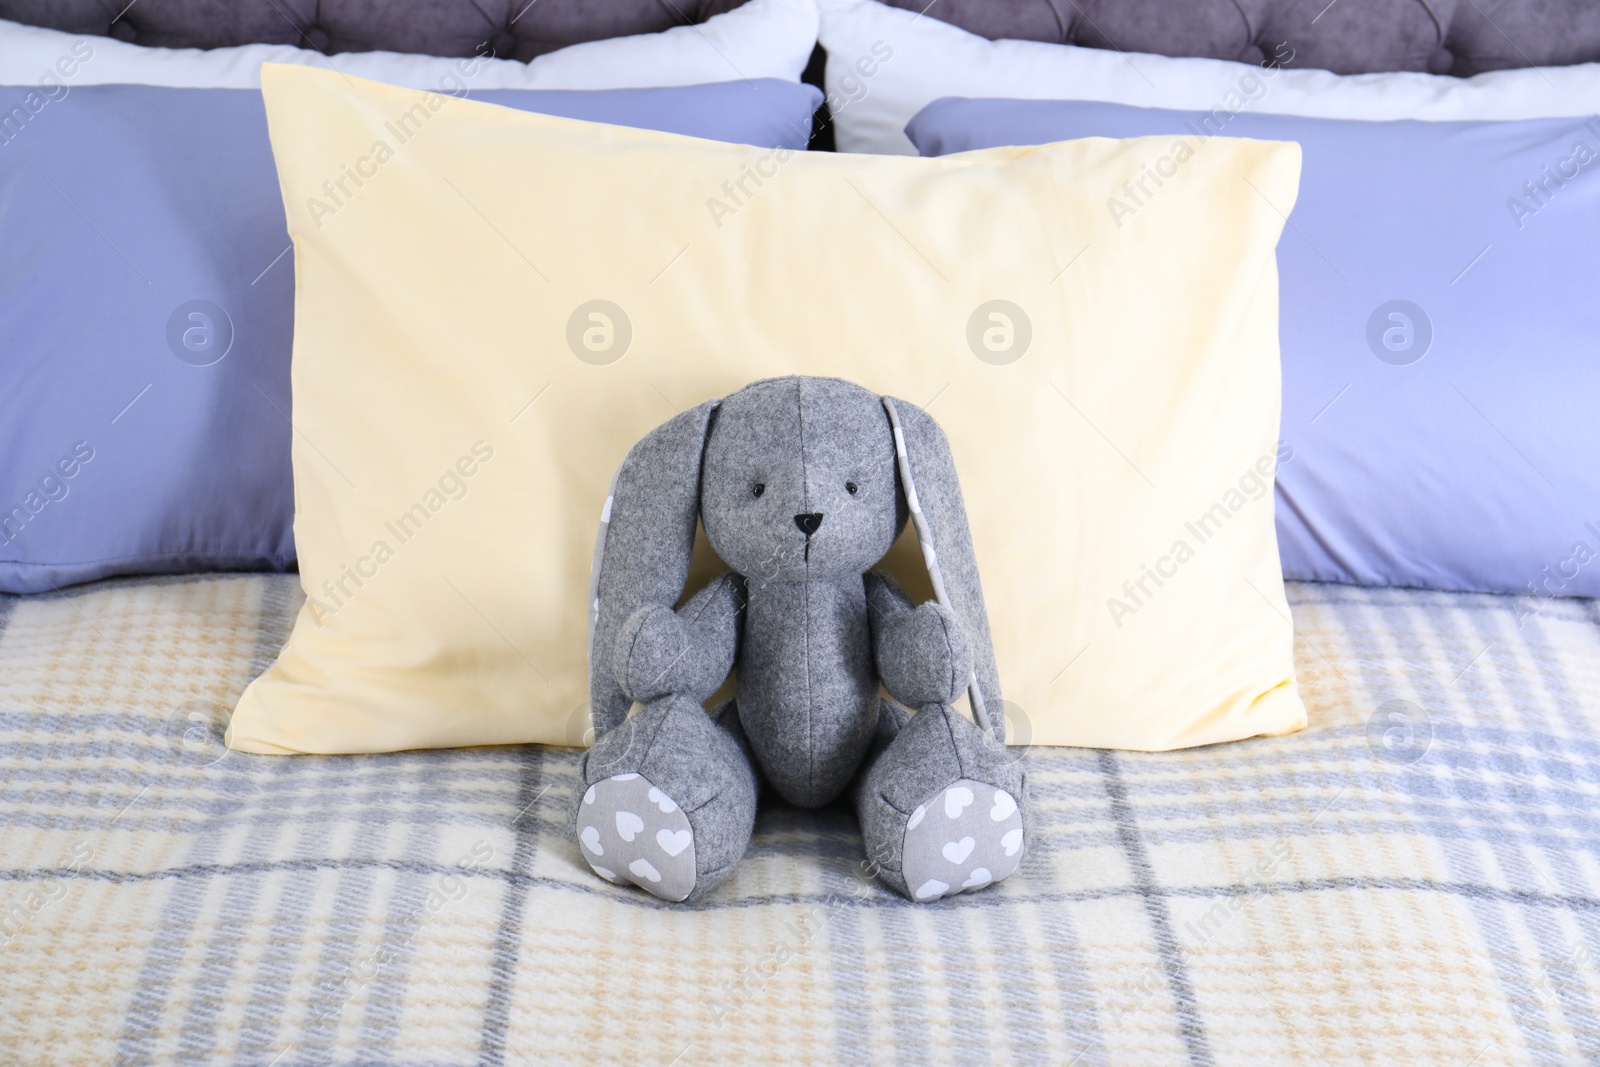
[572,376,1027,902]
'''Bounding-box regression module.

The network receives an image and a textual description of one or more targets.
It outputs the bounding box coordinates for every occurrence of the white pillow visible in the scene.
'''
[818,0,1600,155]
[0,0,818,90]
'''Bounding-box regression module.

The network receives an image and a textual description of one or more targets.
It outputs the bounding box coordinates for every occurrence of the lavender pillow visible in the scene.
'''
[908,98,1600,600]
[0,79,820,594]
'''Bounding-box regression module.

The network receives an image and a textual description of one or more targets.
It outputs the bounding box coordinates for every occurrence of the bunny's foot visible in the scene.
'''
[854,702,1027,902]
[571,696,757,903]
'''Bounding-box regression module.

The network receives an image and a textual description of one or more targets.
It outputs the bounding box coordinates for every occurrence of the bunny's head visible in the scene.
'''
[586,375,1002,739]
[700,377,904,584]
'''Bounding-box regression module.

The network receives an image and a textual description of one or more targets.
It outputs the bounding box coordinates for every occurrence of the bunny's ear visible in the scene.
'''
[882,397,1006,743]
[587,399,721,739]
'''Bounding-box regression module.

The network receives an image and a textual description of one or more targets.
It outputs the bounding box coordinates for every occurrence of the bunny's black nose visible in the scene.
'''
[794,513,823,536]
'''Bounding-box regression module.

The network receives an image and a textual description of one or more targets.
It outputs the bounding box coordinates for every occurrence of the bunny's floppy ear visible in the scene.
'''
[587,399,721,738]
[882,397,1006,743]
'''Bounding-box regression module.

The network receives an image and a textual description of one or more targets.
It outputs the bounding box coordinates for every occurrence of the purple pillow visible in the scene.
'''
[908,97,1600,600]
[0,79,820,594]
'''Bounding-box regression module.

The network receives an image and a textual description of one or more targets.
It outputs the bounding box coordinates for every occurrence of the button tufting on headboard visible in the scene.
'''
[1,0,1594,73]
[0,0,753,62]
[876,0,1600,75]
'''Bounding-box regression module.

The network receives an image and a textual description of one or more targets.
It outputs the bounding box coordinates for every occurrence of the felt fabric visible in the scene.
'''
[866,571,972,710]
[884,399,1003,740]
[589,401,722,738]
[854,703,1028,900]
[572,697,758,903]
[612,573,745,707]
[703,380,904,807]
[587,376,1016,899]
[739,575,880,807]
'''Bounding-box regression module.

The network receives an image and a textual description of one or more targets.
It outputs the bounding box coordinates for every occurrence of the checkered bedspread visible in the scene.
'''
[2,573,1598,1065]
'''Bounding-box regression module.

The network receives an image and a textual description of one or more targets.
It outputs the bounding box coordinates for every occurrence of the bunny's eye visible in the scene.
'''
[845,481,859,496]
[752,483,766,498]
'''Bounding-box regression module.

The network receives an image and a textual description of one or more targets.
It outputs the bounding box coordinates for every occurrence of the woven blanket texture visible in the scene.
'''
[1,573,1597,1065]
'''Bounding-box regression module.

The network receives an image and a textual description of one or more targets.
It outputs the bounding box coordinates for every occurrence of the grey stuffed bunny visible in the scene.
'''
[571,376,1027,903]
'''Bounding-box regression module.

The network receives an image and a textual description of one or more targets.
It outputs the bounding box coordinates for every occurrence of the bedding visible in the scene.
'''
[0,0,818,88]
[907,99,1600,600]
[2,2,1597,1063]
[229,63,1303,756]
[0,79,822,596]
[817,0,1600,155]
[3,572,1598,1062]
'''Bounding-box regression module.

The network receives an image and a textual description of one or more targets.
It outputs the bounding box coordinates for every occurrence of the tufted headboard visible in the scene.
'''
[0,0,753,61]
[1,0,1595,75]
[876,0,1600,77]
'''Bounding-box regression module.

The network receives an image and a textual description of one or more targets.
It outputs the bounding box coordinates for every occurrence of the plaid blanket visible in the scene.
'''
[2,573,1598,1066]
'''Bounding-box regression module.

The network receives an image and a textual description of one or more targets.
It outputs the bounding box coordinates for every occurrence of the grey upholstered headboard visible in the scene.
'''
[0,0,1594,75]
[0,0,752,61]
[875,0,1600,76]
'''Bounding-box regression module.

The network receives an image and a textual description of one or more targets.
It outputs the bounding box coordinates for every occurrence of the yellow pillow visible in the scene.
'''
[228,63,1306,754]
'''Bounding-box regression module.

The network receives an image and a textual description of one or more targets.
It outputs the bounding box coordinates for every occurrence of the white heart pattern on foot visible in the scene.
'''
[943,785,975,818]
[901,778,1024,903]
[942,837,975,864]
[656,829,692,857]
[575,773,696,901]
[615,811,644,842]
[990,791,1017,821]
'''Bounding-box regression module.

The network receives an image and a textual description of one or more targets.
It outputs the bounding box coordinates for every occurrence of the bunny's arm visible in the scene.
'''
[864,570,972,709]
[612,571,745,705]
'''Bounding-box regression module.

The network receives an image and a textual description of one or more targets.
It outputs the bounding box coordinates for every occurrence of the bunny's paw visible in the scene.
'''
[900,779,1024,901]
[854,702,1027,902]
[569,696,759,903]
[875,601,973,708]
[576,773,698,902]
[612,574,742,704]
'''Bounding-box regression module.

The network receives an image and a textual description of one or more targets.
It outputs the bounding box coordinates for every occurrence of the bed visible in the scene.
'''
[3,2,1599,1065]
[5,574,1599,1062]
